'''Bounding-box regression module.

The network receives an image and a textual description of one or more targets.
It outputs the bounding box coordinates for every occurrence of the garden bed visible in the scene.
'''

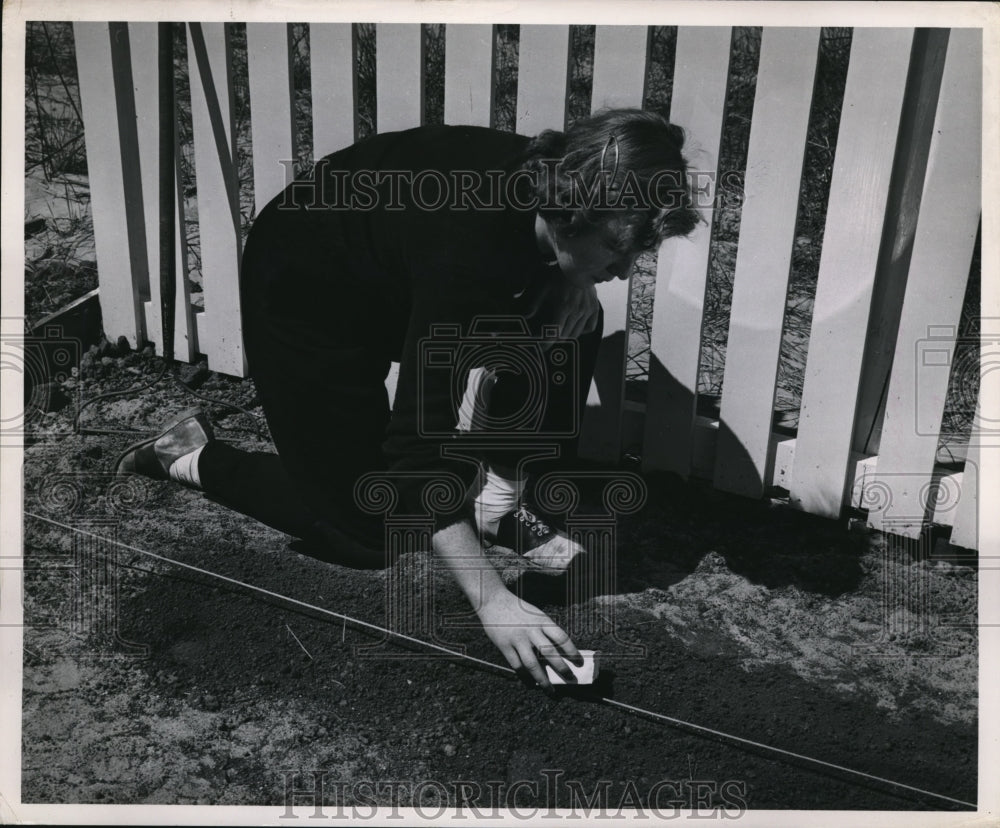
[20,344,978,812]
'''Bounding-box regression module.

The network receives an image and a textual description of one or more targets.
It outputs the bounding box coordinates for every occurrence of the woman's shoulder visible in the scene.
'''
[317,125,531,172]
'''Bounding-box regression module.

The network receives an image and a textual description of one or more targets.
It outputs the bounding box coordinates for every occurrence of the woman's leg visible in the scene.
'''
[192,219,397,565]
[196,441,317,537]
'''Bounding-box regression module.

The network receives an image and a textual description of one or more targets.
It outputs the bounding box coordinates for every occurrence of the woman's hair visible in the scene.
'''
[521,108,701,251]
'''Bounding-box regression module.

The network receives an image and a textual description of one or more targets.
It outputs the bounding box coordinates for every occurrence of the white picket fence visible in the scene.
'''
[71,23,982,549]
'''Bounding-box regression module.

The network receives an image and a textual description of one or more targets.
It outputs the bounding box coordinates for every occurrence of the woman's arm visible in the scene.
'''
[432,517,582,689]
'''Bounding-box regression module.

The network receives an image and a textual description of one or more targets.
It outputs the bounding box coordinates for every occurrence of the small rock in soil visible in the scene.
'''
[178,362,210,390]
[442,744,456,757]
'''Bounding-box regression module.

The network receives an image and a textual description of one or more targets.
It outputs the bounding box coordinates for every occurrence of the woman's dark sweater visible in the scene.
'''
[244,124,559,530]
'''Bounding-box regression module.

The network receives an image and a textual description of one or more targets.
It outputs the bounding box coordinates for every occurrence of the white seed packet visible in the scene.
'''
[545,649,599,685]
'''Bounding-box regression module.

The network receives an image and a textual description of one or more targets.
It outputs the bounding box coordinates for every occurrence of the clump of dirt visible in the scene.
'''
[19,347,978,812]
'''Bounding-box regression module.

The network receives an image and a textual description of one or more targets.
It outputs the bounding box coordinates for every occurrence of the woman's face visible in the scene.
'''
[537,214,642,288]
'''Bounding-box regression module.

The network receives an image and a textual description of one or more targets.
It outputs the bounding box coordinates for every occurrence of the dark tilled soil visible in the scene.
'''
[20,345,978,812]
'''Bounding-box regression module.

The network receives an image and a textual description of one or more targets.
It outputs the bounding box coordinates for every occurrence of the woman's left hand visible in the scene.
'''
[529,273,601,342]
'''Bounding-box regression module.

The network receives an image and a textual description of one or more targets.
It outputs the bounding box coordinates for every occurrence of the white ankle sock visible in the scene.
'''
[168,444,205,489]
[470,466,525,538]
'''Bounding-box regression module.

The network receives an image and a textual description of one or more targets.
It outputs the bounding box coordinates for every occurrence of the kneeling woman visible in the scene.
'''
[117,108,698,688]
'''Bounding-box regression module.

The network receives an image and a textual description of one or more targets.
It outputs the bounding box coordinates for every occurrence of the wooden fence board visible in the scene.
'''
[950,416,979,550]
[788,28,914,517]
[516,25,570,134]
[128,23,195,363]
[714,28,820,498]
[578,25,650,462]
[187,22,245,377]
[851,30,950,458]
[73,22,147,348]
[376,24,424,133]
[310,24,357,159]
[642,27,732,474]
[590,25,650,112]
[127,23,159,350]
[869,29,981,535]
[166,122,197,363]
[247,23,297,212]
[444,24,496,127]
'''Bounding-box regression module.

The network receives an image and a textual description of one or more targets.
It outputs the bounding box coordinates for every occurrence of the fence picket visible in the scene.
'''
[714,28,820,497]
[444,24,496,127]
[788,29,914,517]
[310,24,358,159]
[578,25,650,462]
[950,411,979,551]
[73,22,147,348]
[167,121,196,363]
[642,27,732,474]
[376,24,424,133]
[247,24,296,212]
[128,23,195,362]
[516,25,570,134]
[187,22,245,377]
[868,29,981,536]
[851,30,950,458]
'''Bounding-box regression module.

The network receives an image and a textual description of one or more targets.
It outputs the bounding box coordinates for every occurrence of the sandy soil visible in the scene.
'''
[17,342,978,814]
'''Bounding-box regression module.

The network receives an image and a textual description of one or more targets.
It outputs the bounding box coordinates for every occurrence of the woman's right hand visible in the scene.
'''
[477,587,582,689]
